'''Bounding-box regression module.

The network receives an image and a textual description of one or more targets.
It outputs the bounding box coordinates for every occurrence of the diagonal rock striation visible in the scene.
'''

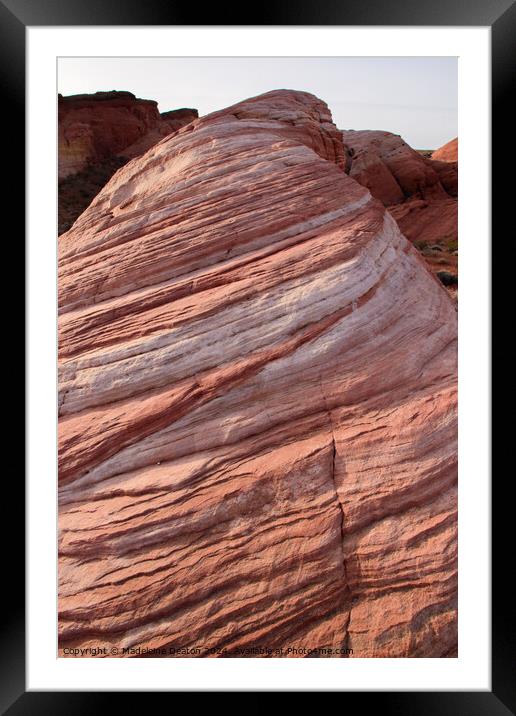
[58,90,457,658]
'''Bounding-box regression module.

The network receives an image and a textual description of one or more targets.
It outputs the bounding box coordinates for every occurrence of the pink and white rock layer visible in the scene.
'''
[58,90,457,658]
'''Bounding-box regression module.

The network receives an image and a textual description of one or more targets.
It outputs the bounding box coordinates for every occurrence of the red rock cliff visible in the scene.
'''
[58,90,198,179]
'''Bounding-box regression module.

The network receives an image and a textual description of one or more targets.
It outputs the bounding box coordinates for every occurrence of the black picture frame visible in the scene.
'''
[8,0,512,709]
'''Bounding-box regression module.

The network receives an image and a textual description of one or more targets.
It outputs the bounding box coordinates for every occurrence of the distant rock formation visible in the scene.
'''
[432,137,458,163]
[343,130,445,202]
[58,91,198,179]
[341,130,458,286]
[58,91,197,233]
[58,90,457,658]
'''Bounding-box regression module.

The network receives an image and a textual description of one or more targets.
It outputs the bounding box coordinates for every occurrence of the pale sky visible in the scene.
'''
[58,57,457,150]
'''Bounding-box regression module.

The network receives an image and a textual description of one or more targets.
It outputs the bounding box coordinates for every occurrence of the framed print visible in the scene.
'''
[7,0,512,708]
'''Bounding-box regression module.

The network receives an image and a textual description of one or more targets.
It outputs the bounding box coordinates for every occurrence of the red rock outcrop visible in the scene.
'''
[58,91,198,179]
[432,137,458,163]
[342,130,448,203]
[341,130,458,286]
[58,90,457,658]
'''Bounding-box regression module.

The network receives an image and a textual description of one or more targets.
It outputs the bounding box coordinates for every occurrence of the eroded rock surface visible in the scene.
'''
[58,90,457,658]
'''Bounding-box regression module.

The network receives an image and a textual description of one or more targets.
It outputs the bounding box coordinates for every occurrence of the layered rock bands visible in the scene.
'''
[58,90,457,658]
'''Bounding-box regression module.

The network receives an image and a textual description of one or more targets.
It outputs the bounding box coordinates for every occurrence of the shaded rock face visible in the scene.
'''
[58,91,198,233]
[432,137,458,163]
[58,90,457,658]
[341,130,458,287]
[58,156,128,236]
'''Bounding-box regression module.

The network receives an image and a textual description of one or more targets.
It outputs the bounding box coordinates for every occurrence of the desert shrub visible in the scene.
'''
[437,271,458,287]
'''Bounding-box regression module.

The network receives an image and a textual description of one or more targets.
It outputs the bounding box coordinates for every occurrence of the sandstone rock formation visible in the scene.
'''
[341,130,458,286]
[59,91,198,179]
[432,137,458,163]
[58,91,198,234]
[58,90,457,658]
